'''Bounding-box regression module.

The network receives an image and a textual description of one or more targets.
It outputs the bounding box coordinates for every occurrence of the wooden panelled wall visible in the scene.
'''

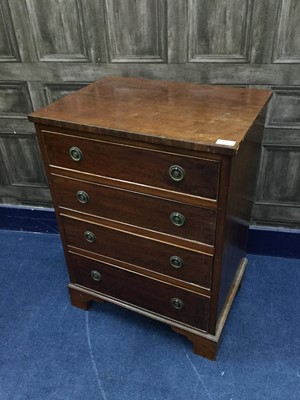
[0,0,299,228]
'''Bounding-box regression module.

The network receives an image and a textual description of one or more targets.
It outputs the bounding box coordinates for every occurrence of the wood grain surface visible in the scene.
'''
[29,77,272,154]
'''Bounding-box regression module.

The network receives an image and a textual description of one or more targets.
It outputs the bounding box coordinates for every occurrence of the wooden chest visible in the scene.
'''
[29,77,271,359]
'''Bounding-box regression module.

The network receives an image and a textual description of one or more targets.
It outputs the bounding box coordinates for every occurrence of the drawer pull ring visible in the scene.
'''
[84,231,96,243]
[169,165,185,182]
[77,190,89,204]
[171,298,184,310]
[69,146,83,162]
[170,212,185,227]
[170,256,183,269]
[91,270,102,282]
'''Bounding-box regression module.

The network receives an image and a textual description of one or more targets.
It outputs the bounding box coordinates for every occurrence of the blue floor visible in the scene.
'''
[0,230,299,400]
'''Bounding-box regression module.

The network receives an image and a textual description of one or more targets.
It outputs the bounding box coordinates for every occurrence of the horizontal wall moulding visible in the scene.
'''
[0,63,300,86]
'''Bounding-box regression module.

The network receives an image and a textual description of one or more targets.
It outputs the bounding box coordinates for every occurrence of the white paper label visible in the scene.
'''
[216,139,236,146]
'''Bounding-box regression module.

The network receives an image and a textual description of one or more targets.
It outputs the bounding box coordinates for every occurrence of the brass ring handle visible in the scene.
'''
[171,298,184,310]
[84,230,96,243]
[169,165,185,182]
[170,256,183,269]
[77,190,89,204]
[69,146,83,162]
[170,212,185,227]
[91,270,102,281]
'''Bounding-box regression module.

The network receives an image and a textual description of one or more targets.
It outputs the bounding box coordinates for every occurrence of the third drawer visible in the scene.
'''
[61,215,213,289]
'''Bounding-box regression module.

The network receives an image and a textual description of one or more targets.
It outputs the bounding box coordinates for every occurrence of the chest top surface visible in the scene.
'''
[29,77,272,155]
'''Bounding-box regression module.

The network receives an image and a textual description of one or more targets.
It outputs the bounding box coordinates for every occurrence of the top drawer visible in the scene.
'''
[42,131,220,200]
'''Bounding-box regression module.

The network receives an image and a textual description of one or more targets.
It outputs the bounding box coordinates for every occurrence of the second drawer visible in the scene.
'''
[62,215,213,289]
[53,174,216,245]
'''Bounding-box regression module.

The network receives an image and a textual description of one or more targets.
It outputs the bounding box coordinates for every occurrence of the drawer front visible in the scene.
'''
[62,216,213,289]
[43,131,220,200]
[53,175,216,245]
[68,252,210,331]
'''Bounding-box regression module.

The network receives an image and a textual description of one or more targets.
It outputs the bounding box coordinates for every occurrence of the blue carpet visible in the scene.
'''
[0,230,299,400]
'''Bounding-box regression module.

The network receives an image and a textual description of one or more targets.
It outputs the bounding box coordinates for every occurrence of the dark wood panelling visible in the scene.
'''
[0,0,298,228]
[188,0,253,63]
[105,0,167,62]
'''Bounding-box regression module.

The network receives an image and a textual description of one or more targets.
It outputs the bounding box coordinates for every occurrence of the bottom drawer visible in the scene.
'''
[68,252,210,331]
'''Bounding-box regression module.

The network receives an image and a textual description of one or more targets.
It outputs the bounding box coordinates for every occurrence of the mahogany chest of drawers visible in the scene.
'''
[29,77,271,359]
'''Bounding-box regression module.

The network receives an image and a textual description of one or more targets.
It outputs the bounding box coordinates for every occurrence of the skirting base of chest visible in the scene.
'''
[68,257,247,360]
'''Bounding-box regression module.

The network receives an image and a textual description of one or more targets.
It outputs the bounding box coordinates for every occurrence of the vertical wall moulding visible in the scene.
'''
[25,0,90,62]
[272,0,300,63]
[104,0,167,62]
[187,0,254,63]
[0,0,20,62]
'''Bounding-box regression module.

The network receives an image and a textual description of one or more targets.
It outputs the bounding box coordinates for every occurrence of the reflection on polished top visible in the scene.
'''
[29,77,272,154]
